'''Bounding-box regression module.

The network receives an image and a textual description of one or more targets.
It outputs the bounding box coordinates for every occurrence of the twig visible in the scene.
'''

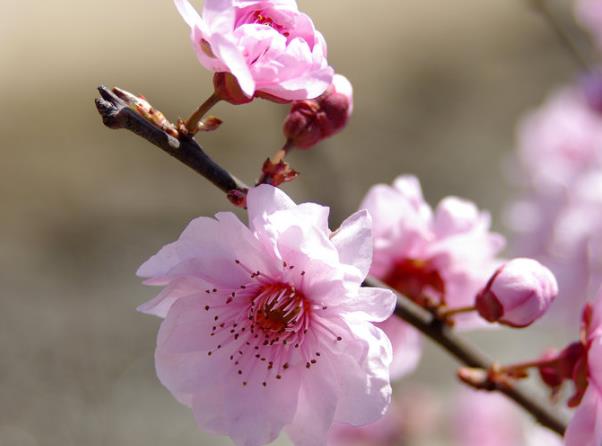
[95,86,247,197]
[94,86,567,436]
[529,0,592,71]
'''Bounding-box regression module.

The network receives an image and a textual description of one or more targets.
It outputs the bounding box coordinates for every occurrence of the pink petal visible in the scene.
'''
[137,276,211,317]
[174,0,203,28]
[565,386,602,446]
[286,355,338,446]
[342,287,396,323]
[331,210,373,280]
[328,317,393,426]
[247,184,296,231]
[210,33,255,97]
[377,317,422,379]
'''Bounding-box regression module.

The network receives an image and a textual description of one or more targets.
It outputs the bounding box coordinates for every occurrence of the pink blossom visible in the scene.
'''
[576,0,602,49]
[565,291,602,446]
[475,258,558,328]
[360,175,505,329]
[283,74,353,149]
[175,0,334,102]
[516,87,602,192]
[137,185,396,446]
[454,390,524,446]
[453,389,563,446]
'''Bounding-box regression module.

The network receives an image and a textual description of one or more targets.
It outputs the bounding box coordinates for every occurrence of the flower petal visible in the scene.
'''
[565,385,602,446]
[341,287,396,323]
[331,210,373,280]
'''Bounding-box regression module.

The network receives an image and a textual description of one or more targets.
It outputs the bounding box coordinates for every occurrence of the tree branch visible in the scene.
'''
[95,86,248,196]
[94,85,567,436]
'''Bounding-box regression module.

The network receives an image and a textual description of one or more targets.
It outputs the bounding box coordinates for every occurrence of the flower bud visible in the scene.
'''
[283,74,353,149]
[475,258,558,327]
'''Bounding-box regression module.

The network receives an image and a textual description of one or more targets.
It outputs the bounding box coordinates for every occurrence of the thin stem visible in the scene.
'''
[185,92,221,134]
[500,357,558,374]
[94,85,567,436]
[529,0,592,71]
[271,140,294,164]
[438,305,477,319]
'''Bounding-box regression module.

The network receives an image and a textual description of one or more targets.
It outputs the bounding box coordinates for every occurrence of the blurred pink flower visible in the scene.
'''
[328,386,439,446]
[506,85,602,324]
[137,185,396,446]
[454,390,524,446]
[516,87,602,192]
[576,0,602,49]
[284,73,353,149]
[453,389,562,446]
[565,290,602,446]
[475,258,558,328]
[175,0,334,102]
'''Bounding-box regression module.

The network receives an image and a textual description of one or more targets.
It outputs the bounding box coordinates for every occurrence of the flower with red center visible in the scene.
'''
[137,185,396,446]
[359,175,504,377]
[175,0,334,102]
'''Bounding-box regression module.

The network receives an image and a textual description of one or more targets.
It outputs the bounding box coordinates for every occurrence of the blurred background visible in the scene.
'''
[0,0,594,444]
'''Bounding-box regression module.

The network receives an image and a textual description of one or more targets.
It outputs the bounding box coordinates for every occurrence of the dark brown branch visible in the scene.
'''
[94,85,567,436]
[95,86,248,197]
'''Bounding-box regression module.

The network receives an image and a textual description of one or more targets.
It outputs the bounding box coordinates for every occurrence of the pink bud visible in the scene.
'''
[475,258,558,327]
[283,74,353,149]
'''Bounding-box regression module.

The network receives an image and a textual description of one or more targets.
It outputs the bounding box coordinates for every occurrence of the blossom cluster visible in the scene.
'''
[122,1,602,445]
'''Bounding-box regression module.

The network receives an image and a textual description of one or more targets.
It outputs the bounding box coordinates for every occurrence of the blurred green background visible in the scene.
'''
[0,0,589,444]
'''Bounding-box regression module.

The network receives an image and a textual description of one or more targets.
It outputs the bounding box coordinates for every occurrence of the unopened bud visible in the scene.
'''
[475,258,558,328]
[283,74,353,149]
[213,72,253,105]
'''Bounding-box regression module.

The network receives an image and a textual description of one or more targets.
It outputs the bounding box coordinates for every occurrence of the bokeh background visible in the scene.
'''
[0,0,592,444]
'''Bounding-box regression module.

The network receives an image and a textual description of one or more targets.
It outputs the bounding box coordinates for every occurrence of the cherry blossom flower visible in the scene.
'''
[475,258,558,328]
[359,175,504,376]
[284,74,354,149]
[137,185,395,446]
[175,0,334,102]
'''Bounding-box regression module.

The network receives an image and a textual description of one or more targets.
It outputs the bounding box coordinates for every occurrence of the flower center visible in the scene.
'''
[383,258,446,306]
[252,283,309,334]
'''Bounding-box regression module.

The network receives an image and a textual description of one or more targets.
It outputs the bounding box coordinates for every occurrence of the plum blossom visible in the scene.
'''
[283,74,354,149]
[175,0,334,102]
[137,185,395,446]
[475,258,558,328]
[359,176,504,376]
[505,82,602,324]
